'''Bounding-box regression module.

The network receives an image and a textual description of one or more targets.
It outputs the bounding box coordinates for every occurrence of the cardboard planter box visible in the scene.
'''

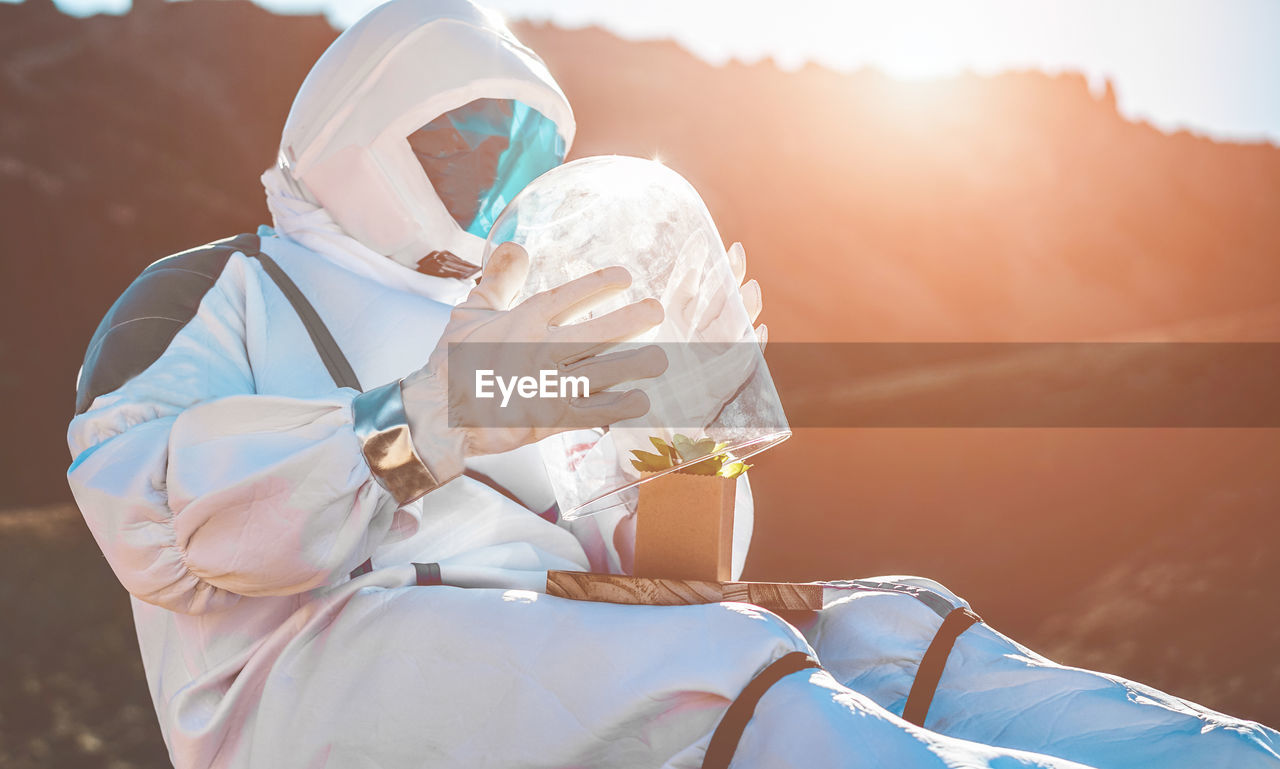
[633,471,736,581]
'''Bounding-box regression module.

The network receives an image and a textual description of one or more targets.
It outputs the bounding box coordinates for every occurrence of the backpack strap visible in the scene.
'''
[75,233,362,416]
[252,249,363,392]
[79,233,380,579]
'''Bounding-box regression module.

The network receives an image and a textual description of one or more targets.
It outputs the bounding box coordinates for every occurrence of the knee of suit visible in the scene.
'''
[862,575,971,611]
[704,602,815,658]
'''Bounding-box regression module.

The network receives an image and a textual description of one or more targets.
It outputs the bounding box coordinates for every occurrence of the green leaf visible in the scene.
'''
[630,449,675,472]
[649,436,675,460]
[681,456,722,475]
[638,434,753,478]
[692,438,718,457]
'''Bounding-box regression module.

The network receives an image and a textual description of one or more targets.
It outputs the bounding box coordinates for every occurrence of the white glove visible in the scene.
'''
[667,241,765,346]
[401,243,668,482]
[728,241,767,348]
[640,240,766,439]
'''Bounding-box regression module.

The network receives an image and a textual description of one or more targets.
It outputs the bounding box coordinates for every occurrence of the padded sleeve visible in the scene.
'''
[67,253,411,614]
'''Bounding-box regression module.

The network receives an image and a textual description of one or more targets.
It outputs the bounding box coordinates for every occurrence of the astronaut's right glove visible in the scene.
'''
[354,242,668,504]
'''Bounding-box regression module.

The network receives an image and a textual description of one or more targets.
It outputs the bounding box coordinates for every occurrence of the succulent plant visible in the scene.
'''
[629,434,751,479]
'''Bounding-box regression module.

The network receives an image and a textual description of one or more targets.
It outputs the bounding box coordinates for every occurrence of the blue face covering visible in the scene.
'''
[408,99,566,239]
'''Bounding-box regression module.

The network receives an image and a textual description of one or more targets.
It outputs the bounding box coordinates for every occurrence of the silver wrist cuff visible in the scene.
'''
[352,380,442,505]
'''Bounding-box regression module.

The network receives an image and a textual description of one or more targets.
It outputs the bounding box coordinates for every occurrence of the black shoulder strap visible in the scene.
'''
[75,233,361,414]
[252,249,363,393]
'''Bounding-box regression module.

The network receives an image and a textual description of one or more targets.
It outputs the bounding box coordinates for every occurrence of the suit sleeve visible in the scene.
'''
[67,254,414,615]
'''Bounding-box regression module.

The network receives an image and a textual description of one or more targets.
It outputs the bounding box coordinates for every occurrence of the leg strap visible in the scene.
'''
[413,562,444,586]
[902,606,982,727]
[702,651,822,769]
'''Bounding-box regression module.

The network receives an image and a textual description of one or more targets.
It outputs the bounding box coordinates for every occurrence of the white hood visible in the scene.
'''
[262,0,575,298]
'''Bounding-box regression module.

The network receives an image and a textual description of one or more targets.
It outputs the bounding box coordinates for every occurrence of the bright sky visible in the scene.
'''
[33,0,1280,145]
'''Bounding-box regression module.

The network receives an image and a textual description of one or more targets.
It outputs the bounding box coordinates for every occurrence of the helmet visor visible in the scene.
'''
[408,98,566,239]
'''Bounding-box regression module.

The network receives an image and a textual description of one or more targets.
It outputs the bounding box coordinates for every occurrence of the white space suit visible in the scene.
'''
[67,1,1279,767]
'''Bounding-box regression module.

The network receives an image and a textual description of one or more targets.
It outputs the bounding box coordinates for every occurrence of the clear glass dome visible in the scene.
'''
[483,155,791,519]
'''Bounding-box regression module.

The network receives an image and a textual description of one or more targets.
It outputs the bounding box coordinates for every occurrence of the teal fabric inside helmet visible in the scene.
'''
[408,99,566,239]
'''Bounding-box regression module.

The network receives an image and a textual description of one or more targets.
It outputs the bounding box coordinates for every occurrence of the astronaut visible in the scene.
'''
[67,1,1279,767]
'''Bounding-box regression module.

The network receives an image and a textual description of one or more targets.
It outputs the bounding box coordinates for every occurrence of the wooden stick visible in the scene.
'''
[546,570,823,611]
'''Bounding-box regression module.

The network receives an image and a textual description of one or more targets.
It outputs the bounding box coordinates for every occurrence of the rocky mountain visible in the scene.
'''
[1,1,1277,764]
